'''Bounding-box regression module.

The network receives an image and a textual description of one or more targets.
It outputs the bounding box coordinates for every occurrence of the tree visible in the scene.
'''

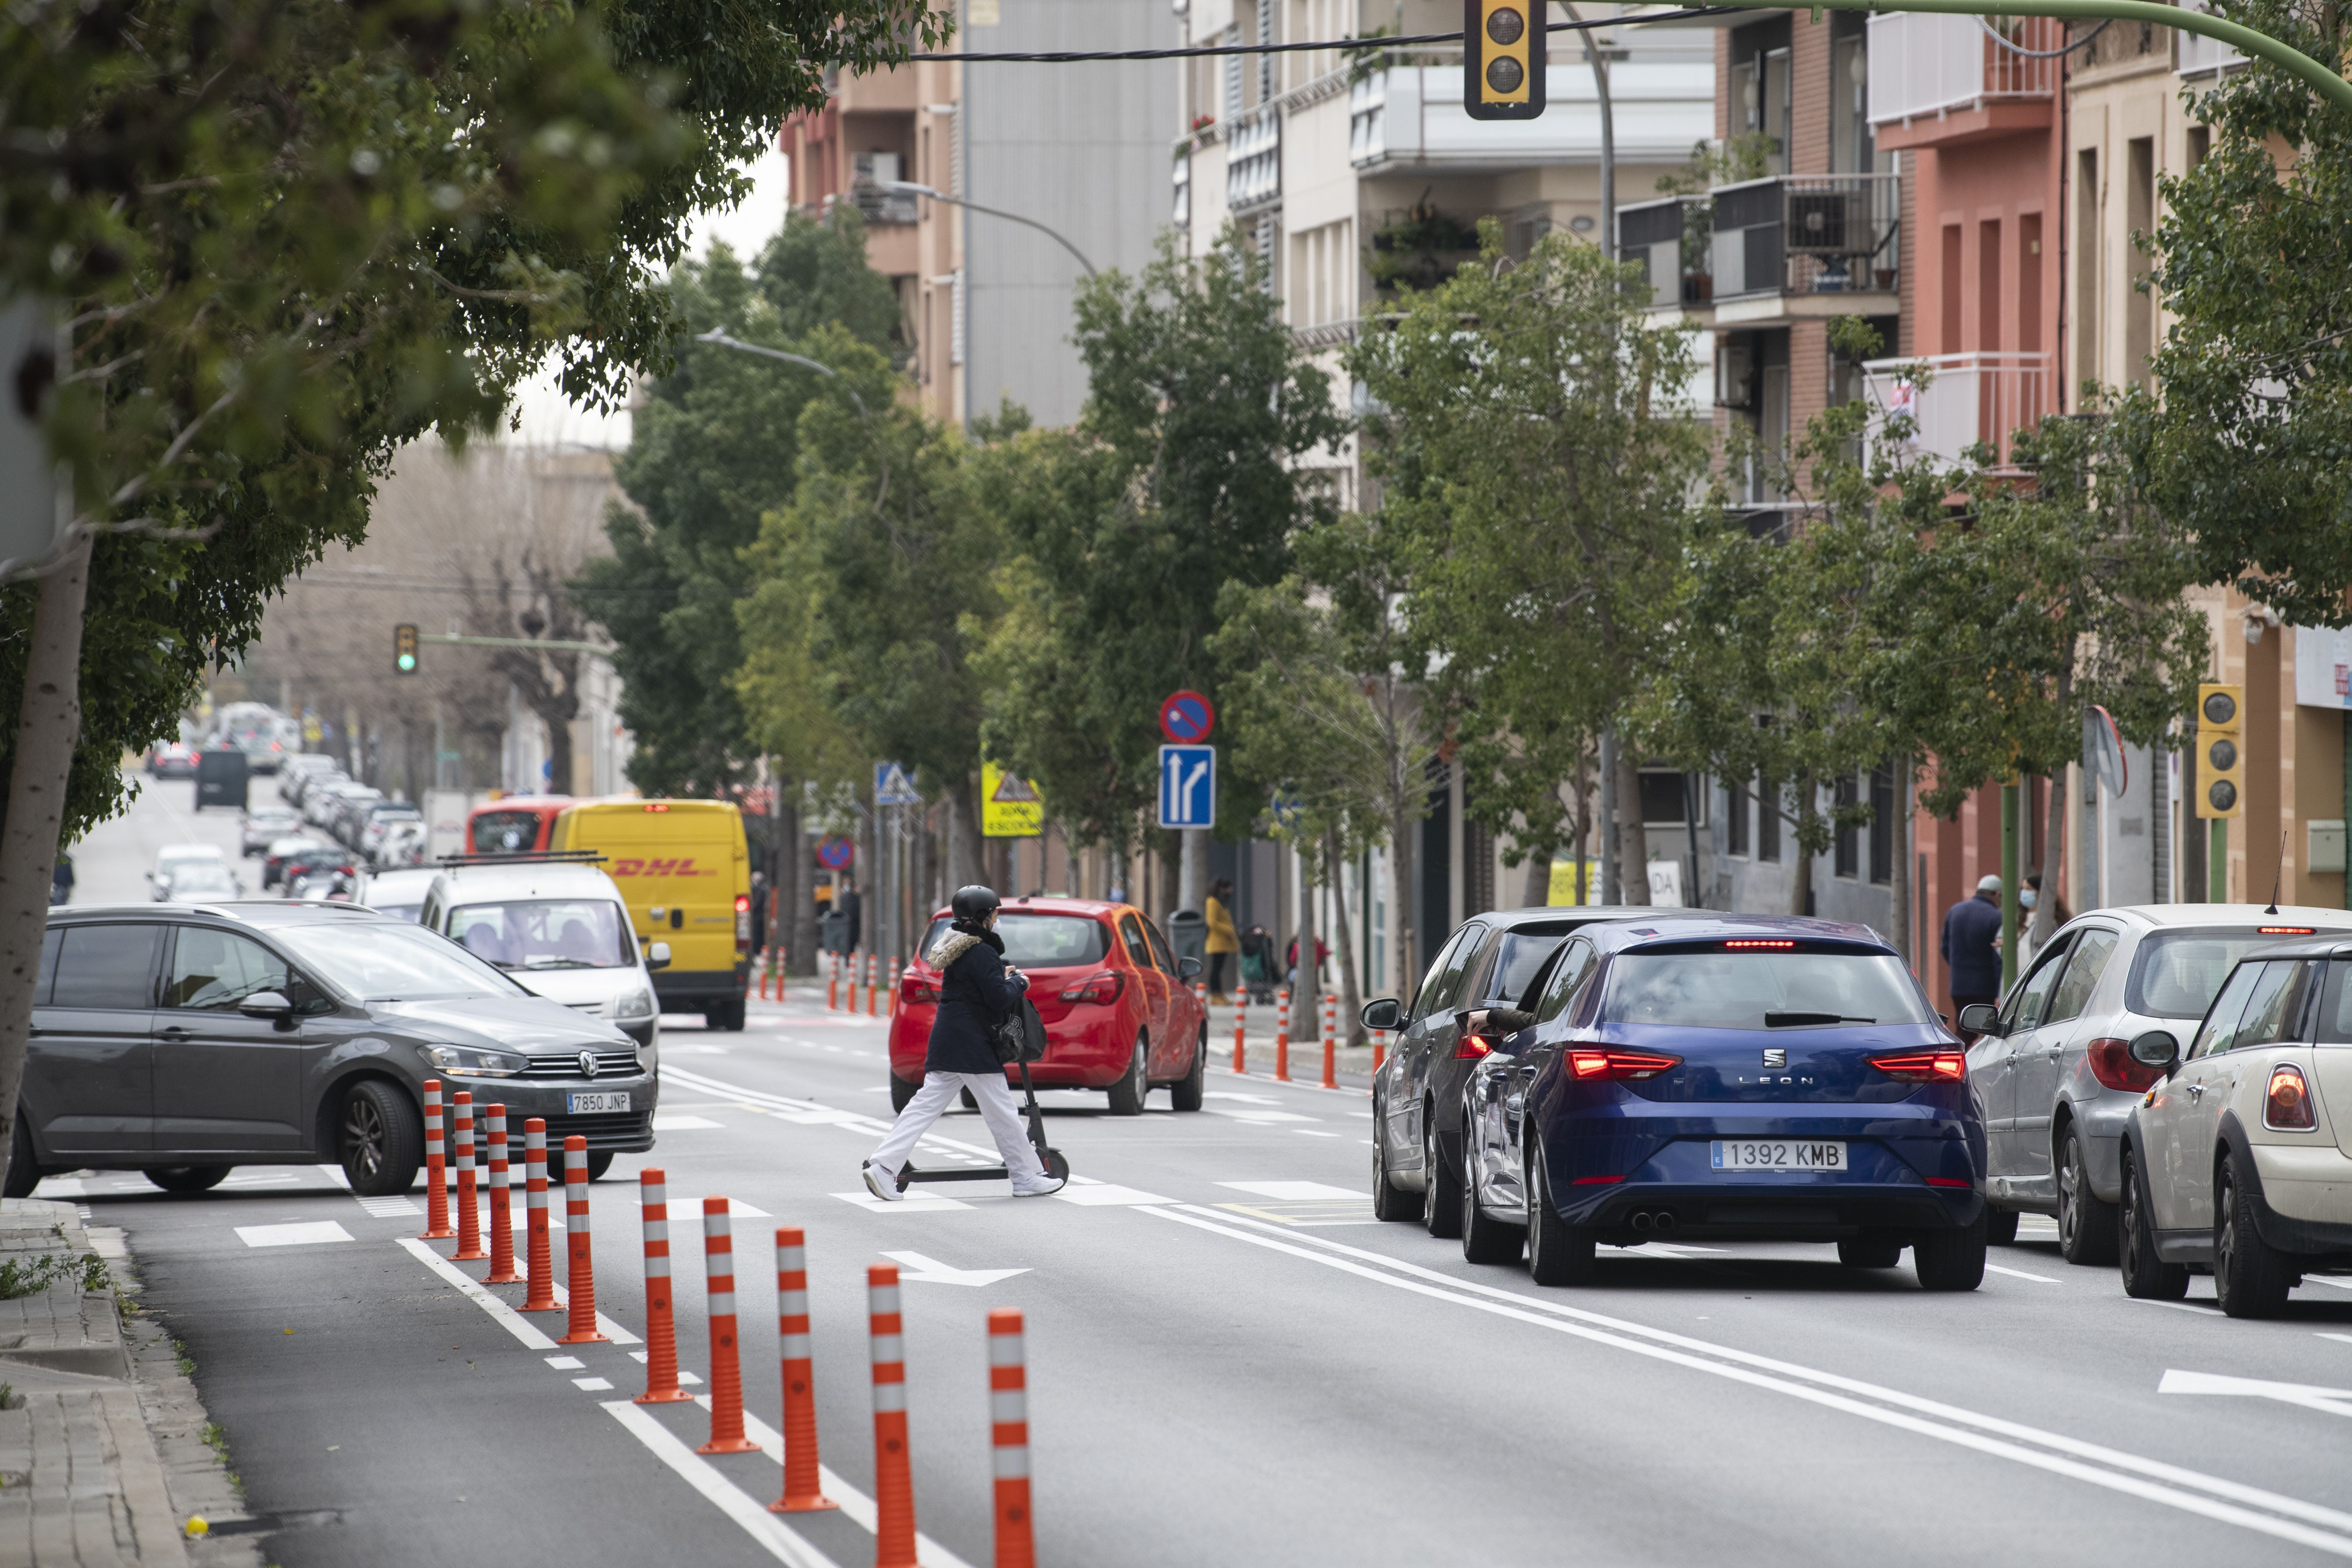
[1352,224,1709,906]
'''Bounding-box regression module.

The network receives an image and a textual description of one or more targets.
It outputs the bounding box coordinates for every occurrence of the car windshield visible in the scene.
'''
[2126,928,2350,1019]
[920,914,1110,967]
[450,900,636,971]
[1603,950,1934,1030]
[168,867,238,896]
[471,810,545,853]
[272,921,523,1001]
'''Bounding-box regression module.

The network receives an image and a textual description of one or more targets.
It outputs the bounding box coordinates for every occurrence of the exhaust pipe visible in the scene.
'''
[1629,1212,1653,1232]
[1653,1211,1679,1235]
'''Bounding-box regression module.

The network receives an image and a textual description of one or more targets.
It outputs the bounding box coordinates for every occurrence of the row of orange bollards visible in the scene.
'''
[1223,994,1383,1088]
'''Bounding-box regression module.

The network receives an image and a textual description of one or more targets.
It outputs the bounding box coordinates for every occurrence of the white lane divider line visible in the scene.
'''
[1985,1264,2061,1283]
[689,1397,978,1568]
[601,1402,842,1568]
[355,1195,423,1219]
[395,1238,557,1351]
[314,1162,354,1189]
[1219,1181,1362,1201]
[831,1191,973,1214]
[2131,1298,2224,1316]
[626,1350,703,1383]
[542,1279,644,1346]
[1141,1204,2352,1556]
[1051,1184,1171,1207]
[546,1356,586,1369]
[236,1221,352,1249]
[573,1376,615,1391]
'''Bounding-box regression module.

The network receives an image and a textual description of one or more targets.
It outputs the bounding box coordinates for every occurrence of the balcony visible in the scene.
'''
[849,152,919,224]
[1866,13,2061,150]
[1617,195,1713,313]
[2178,0,2248,77]
[1708,173,1901,324]
[1227,104,1281,216]
[1348,57,1715,172]
[1862,352,2052,469]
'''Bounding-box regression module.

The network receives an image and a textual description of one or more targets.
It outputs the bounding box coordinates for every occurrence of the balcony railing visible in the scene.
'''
[1617,195,1713,308]
[1866,13,2062,126]
[1227,104,1281,215]
[1710,173,1901,300]
[1349,72,1387,164]
[1863,352,2052,468]
[2177,0,2248,76]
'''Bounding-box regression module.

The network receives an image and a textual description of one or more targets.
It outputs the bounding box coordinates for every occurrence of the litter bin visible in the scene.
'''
[820,907,850,956]
[1166,909,1208,971]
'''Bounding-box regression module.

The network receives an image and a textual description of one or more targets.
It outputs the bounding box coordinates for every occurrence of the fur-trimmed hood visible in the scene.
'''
[927,926,1004,971]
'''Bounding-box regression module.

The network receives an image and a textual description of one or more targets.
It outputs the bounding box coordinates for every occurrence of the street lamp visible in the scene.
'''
[877,181,1099,278]
[692,330,870,417]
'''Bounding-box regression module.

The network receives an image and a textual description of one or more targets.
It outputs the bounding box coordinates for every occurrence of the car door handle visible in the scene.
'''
[158,1025,192,1038]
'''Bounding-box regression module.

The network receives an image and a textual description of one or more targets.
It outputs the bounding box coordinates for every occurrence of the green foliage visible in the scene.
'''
[0,1250,108,1299]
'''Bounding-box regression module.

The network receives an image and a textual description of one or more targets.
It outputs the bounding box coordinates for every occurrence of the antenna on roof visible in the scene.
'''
[2266,830,2285,916]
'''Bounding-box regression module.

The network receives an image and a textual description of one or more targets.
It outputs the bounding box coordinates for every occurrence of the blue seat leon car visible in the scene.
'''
[1456,915,1989,1291]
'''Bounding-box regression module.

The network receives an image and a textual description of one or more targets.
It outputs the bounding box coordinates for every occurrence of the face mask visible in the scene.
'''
[2020,890,2038,910]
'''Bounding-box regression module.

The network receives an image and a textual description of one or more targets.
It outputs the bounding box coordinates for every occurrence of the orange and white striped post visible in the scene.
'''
[482,1104,520,1284]
[987,1308,1035,1568]
[451,1092,485,1260]
[1321,994,1338,1091]
[1274,992,1291,1082]
[868,1263,919,1568]
[1372,1030,1387,1076]
[697,1198,760,1453]
[520,1119,559,1313]
[866,952,880,1016]
[770,1228,836,1513]
[887,957,902,1018]
[828,951,841,1011]
[757,948,770,1000]
[419,1081,453,1239]
[558,1136,609,1345]
[1231,992,1248,1074]
[634,1170,691,1404]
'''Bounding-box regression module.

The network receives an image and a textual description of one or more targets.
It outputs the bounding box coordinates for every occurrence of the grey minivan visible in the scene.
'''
[4,901,657,1199]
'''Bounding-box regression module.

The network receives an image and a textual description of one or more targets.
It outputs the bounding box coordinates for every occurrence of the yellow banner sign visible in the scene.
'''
[982,760,1043,838]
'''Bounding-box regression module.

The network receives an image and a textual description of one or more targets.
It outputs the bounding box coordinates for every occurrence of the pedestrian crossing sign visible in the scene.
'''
[874,761,920,806]
[982,760,1043,838]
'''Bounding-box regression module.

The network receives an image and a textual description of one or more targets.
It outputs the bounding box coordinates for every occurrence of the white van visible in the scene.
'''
[419,858,669,1052]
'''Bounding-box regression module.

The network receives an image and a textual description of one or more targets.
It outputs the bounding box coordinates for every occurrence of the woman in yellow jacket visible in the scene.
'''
[1203,877,1240,1003]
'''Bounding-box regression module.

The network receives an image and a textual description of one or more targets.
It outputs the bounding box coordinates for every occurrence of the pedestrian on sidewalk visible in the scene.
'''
[1941,873,2004,1037]
[862,884,1066,1200]
[1204,877,1239,1003]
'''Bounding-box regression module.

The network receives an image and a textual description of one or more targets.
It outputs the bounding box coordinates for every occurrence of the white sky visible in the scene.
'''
[501,148,793,450]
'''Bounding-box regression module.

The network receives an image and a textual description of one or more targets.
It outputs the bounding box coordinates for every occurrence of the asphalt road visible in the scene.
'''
[48,770,2352,1566]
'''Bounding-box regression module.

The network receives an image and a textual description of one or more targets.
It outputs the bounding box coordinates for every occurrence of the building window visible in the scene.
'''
[1834,775,1859,879]
[1869,765,1895,885]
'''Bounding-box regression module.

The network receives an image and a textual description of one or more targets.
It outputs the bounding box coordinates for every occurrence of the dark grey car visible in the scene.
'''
[5,901,656,1198]
[1365,906,1685,1237]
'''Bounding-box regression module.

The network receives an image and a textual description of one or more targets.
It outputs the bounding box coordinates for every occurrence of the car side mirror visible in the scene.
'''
[1361,997,1402,1031]
[238,991,294,1023]
[2128,1030,2180,1071]
[646,941,672,971]
[1178,955,1203,979]
[1956,1003,2002,1037]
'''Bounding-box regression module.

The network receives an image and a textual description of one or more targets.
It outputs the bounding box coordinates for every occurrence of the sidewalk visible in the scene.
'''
[0,1198,258,1567]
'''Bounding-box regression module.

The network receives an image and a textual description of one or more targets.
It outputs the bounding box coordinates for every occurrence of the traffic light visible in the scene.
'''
[1464,0,1545,122]
[394,623,419,675]
[2196,682,2243,818]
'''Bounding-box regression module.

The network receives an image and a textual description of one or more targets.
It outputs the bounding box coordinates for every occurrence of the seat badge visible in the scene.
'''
[579,1050,600,1080]
[1762,1048,1788,1069]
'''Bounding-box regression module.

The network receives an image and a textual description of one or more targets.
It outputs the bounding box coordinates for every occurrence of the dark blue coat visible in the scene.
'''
[925,928,1027,1076]
[1940,892,2004,998]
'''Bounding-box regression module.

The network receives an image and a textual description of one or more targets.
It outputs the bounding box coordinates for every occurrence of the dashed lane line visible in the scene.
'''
[601,1401,842,1568]
[1985,1264,2061,1284]
[688,1397,979,1568]
[396,1237,556,1351]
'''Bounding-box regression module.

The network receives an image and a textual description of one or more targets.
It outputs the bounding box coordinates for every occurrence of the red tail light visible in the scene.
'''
[1058,971,1126,1005]
[1924,1176,1972,1189]
[2265,1065,2317,1130]
[2086,1037,2161,1093]
[1870,1050,1966,1083]
[1724,939,1795,949]
[2258,926,2315,935]
[902,975,941,1005]
[735,893,752,949]
[1454,1034,1496,1060]
[1568,1048,1682,1081]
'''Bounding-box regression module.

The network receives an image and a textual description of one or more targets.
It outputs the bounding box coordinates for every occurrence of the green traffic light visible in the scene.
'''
[396,653,416,672]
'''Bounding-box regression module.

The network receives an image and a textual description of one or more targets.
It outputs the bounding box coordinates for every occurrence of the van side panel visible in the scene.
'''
[553,803,749,1014]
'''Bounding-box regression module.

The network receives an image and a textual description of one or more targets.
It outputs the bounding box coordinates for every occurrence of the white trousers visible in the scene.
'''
[869,1072,1047,1186]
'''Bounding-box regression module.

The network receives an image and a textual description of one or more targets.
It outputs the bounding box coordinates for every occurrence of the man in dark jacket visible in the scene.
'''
[1941,874,2005,1032]
[862,884,1065,1198]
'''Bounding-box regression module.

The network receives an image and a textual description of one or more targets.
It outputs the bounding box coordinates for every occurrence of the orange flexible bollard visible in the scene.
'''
[828,952,840,1011]
[1321,995,1338,1091]
[868,1263,919,1568]
[698,1198,760,1452]
[987,1309,1035,1568]
[866,952,880,1017]
[482,1104,520,1284]
[1274,993,1291,1082]
[520,1119,560,1312]
[452,1092,485,1260]
[1231,992,1247,1074]
[635,1169,691,1403]
[770,1228,837,1513]
[558,1136,609,1344]
[419,1080,453,1239]
[887,958,901,1018]
[1372,1030,1386,1077]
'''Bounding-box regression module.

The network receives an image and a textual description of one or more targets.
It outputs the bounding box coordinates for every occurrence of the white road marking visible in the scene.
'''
[1203,1091,1280,1105]
[652,1114,725,1130]
[878,1250,1031,1288]
[33,1177,87,1198]
[1210,1109,1319,1124]
[2159,1369,2352,1417]
[626,1350,703,1383]
[546,1356,585,1369]
[355,1195,422,1219]
[670,1197,771,1218]
[1293,1130,1341,1138]
[541,1279,644,1346]
[2131,1298,2224,1316]
[831,1191,972,1213]
[1220,1181,1363,1201]
[573,1376,615,1391]
[221,1172,302,1188]
[601,1402,842,1568]
[1985,1264,2061,1284]
[1051,1184,1171,1207]
[1142,1205,2352,1556]
[236,1221,352,1249]
[314,1163,353,1189]
[689,1399,978,1568]
[2301,1275,2352,1291]
[395,1238,556,1351]
[84,1226,125,1260]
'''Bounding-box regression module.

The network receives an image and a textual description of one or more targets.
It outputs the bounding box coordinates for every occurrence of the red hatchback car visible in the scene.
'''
[888,898,1209,1115]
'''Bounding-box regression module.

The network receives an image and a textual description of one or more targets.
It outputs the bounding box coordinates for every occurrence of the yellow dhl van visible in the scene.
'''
[548,800,751,1030]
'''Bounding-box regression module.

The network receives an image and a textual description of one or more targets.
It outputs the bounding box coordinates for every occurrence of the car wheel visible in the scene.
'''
[1106,1034,1148,1116]
[1170,1027,1206,1112]
[2118,1147,2190,1301]
[1837,1237,1903,1268]
[2056,1125,2120,1266]
[339,1080,422,1196]
[1423,1111,1463,1239]
[2214,1155,2295,1318]
[1460,1127,1523,1265]
[585,1151,616,1182]
[143,1165,232,1194]
[1984,1205,2020,1246]
[1912,1210,1987,1291]
[1370,1097,1424,1223]
[3,1118,41,1200]
[1524,1143,1596,1287]
[890,1073,922,1113]
[959,1087,979,1111]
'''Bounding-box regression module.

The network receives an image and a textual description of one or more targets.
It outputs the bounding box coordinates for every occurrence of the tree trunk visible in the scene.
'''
[789,790,819,977]
[0,531,92,1164]
[945,773,982,891]
[1388,792,1416,1007]
[2035,768,2068,949]
[1293,843,1320,1042]
[1614,748,1650,905]
[1787,773,1814,917]
[1889,756,1913,967]
[1326,826,1364,1044]
[1521,826,1552,908]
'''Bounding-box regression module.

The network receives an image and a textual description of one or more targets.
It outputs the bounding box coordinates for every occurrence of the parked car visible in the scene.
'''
[278,755,339,807]
[371,819,429,869]
[302,779,363,830]
[149,844,230,901]
[359,802,422,860]
[887,897,1207,1114]
[261,835,337,891]
[1432,914,1987,1291]
[240,808,301,857]
[147,741,198,778]
[418,858,667,1052]
[279,844,356,896]
[3,902,654,1199]
[1369,906,1691,1240]
[328,787,385,848]
[1963,904,2352,1265]
[193,746,248,811]
[2118,934,2352,1316]
[356,867,440,922]
[160,861,244,902]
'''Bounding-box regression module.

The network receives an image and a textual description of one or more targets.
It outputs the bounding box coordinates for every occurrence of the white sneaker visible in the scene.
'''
[862,1162,903,1201]
[1012,1174,1067,1197]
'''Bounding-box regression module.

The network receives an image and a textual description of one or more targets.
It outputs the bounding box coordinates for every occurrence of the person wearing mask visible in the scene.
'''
[748,869,769,957]
[1941,873,2004,1036]
[2020,870,2070,964]
[861,885,1065,1199]
[1203,877,1239,1003]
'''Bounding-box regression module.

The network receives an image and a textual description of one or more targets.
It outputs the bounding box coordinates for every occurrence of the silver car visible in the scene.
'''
[1964,903,2352,1264]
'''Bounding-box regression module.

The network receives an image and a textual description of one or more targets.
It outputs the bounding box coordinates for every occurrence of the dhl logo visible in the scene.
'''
[607,857,718,877]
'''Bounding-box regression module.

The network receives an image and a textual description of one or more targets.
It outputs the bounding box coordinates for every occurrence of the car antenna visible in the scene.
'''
[2266,829,2286,916]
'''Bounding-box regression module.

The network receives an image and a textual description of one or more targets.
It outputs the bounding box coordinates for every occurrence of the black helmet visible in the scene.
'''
[950,884,1001,923]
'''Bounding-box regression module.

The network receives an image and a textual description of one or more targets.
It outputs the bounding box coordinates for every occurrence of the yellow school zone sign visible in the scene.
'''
[982,760,1043,838]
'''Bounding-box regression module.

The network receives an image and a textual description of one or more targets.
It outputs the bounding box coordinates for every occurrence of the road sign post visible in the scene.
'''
[1159,745,1216,830]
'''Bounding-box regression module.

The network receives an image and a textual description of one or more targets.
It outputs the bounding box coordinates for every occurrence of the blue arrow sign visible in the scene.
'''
[1158,744,1216,829]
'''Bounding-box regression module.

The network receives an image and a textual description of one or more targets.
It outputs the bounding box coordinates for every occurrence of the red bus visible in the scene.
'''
[465,796,574,855]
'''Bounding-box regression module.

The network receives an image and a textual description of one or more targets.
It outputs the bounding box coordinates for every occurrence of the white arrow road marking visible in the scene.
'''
[877,1249,1031,1288]
[2160,1368,2352,1417]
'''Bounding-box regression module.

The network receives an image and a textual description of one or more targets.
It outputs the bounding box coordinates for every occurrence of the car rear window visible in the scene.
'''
[1603,950,1934,1030]
[2126,929,2350,1020]
[1484,926,1574,1005]
[920,914,1110,967]
[51,924,163,1009]
[471,810,548,853]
